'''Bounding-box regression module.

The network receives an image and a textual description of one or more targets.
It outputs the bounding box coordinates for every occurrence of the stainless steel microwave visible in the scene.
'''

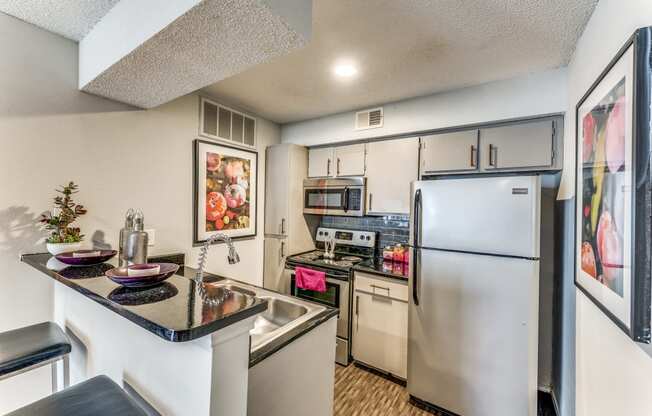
[303,177,365,217]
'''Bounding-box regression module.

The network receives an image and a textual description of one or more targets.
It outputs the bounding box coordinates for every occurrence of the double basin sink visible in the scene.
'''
[205,280,325,351]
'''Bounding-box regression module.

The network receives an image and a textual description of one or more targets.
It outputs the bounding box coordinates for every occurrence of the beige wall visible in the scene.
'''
[0,12,279,412]
[560,1,652,415]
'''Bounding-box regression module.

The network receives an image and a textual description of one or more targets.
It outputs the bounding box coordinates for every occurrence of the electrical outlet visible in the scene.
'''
[145,229,156,246]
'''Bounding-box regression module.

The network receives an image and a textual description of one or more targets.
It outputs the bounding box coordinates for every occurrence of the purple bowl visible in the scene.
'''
[55,250,118,266]
[105,263,179,288]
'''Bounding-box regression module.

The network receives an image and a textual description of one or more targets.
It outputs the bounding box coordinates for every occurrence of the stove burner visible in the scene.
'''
[340,256,362,262]
[292,251,366,269]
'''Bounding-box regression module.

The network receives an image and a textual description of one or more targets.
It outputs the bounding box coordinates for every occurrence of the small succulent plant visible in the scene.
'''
[40,182,87,244]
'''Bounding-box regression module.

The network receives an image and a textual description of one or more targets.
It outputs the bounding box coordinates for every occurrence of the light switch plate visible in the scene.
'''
[145,229,156,246]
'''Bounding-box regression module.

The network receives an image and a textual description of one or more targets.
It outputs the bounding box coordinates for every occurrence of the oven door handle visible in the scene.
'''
[343,186,350,213]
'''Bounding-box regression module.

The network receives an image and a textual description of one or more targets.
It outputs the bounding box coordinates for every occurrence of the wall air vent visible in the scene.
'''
[199,97,256,148]
[355,107,383,130]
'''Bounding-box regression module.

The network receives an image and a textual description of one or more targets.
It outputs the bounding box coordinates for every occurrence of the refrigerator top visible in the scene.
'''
[410,175,541,259]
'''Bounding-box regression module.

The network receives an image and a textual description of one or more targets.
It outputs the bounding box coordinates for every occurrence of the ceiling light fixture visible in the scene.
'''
[333,62,358,78]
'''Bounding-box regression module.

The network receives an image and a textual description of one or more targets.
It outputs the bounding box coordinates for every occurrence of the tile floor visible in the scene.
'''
[333,363,558,416]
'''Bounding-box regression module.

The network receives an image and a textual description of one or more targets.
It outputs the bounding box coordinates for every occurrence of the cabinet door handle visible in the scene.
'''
[327,159,331,176]
[371,284,390,295]
[337,158,341,176]
[470,145,477,167]
[280,218,286,235]
[489,144,498,167]
[355,295,360,332]
[368,193,373,212]
[280,242,285,260]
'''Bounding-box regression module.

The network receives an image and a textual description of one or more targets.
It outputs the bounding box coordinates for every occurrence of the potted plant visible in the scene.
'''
[40,182,88,255]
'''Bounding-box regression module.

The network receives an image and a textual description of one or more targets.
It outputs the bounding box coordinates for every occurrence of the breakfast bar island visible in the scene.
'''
[20,253,267,416]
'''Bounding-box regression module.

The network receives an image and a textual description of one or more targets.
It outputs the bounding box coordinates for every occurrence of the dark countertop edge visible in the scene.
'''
[352,263,409,282]
[249,306,339,368]
[20,253,268,343]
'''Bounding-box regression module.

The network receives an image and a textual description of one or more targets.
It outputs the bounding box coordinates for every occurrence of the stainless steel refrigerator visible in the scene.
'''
[408,175,540,416]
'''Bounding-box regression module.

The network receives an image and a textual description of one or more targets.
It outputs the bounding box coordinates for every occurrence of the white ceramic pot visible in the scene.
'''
[46,242,83,256]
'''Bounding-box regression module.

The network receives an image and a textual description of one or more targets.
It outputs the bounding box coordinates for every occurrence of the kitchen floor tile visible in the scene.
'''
[334,364,558,416]
[334,364,436,415]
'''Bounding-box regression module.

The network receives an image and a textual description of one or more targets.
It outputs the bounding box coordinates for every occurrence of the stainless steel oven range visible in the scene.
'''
[284,227,377,366]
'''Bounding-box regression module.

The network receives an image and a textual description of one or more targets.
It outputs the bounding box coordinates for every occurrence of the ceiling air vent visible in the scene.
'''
[355,107,383,130]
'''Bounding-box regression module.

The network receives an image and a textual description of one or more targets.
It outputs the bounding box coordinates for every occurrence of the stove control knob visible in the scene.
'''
[359,235,364,240]
[318,231,323,236]
[366,236,371,241]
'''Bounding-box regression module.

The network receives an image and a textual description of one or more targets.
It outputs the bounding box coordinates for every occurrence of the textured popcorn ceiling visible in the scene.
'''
[81,0,308,108]
[0,0,120,41]
[204,0,598,123]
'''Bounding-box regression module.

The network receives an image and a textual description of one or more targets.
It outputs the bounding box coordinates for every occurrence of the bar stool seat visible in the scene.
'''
[0,322,70,379]
[6,375,148,416]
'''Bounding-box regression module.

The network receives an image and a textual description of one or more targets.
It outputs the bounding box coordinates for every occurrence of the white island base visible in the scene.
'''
[52,283,256,416]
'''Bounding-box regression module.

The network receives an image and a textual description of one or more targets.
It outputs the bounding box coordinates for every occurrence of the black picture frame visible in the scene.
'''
[193,139,258,246]
[574,26,652,343]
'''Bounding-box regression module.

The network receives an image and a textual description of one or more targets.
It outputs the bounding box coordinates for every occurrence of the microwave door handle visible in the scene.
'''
[343,187,349,213]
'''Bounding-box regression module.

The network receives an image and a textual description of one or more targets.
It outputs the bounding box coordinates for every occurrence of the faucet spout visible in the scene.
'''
[194,233,240,305]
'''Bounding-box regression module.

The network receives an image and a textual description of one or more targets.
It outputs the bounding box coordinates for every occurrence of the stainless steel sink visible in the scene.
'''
[251,297,308,335]
[205,280,324,351]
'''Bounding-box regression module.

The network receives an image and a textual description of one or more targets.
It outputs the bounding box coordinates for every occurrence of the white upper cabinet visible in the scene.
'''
[420,130,479,174]
[265,145,290,236]
[308,144,366,177]
[366,138,419,215]
[333,144,366,176]
[308,147,334,178]
[480,120,555,170]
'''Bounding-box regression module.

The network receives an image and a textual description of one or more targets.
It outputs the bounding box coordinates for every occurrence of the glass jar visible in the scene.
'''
[383,246,394,260]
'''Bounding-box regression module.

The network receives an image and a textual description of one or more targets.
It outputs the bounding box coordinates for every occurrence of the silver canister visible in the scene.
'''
[123,210,148,266]
[118,209,135,267]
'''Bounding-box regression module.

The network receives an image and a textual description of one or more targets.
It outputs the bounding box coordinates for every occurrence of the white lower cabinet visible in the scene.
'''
[352,272,408,379]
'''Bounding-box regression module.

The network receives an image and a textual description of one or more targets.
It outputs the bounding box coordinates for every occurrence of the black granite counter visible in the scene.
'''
[353,257,410,281]
[21,253,267,343]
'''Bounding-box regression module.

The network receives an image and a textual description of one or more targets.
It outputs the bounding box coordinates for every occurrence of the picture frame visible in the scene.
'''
[574,26,652,342]
[193,139,258,245]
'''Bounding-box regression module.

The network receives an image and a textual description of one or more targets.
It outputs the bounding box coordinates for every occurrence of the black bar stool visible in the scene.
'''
[6,375,148,416]
[0,322,71,392]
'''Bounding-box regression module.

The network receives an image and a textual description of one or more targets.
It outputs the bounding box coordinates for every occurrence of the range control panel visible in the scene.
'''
[316,227,377,248]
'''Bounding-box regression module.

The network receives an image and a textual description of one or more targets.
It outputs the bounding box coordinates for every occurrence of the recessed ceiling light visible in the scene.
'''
[333,63,358,78]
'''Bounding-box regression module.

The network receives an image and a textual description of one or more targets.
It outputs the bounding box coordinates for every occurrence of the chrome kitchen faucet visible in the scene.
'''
[194,233,241,305]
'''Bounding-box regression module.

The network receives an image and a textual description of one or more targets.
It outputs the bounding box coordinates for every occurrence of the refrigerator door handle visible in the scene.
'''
[412,189,422,306]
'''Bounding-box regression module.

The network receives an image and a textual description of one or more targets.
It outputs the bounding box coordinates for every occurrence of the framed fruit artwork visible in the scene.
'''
[575,27,652,342]
[193,139,257,244]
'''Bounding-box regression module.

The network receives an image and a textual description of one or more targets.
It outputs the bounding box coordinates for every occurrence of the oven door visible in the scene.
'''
[290,273,349,339]
[303,186,364,216]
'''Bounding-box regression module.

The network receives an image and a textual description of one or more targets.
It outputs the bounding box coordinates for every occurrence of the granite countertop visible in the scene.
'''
[353,257,410,281]
[21,253,267,343]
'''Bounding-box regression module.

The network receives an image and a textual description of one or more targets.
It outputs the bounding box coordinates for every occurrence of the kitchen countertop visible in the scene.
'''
[21,253,267,343]
[21,253,339,367]
[353,257,409,281]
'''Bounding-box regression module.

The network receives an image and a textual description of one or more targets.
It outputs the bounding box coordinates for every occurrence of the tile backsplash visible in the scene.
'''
[320,215,410,254]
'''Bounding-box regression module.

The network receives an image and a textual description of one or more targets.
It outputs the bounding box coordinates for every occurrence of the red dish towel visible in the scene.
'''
[295,266,327,293]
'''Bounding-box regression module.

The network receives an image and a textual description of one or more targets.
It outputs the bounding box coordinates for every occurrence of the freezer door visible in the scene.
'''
[410,176,540,258]
[408,248,539,416]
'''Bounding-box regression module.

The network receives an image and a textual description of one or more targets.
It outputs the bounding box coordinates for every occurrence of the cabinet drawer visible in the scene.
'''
[354,272,408,302]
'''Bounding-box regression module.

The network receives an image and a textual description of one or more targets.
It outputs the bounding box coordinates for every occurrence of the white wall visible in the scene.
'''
[560,1,652,416]
[281,67,568,146]
[0,13,279,413]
